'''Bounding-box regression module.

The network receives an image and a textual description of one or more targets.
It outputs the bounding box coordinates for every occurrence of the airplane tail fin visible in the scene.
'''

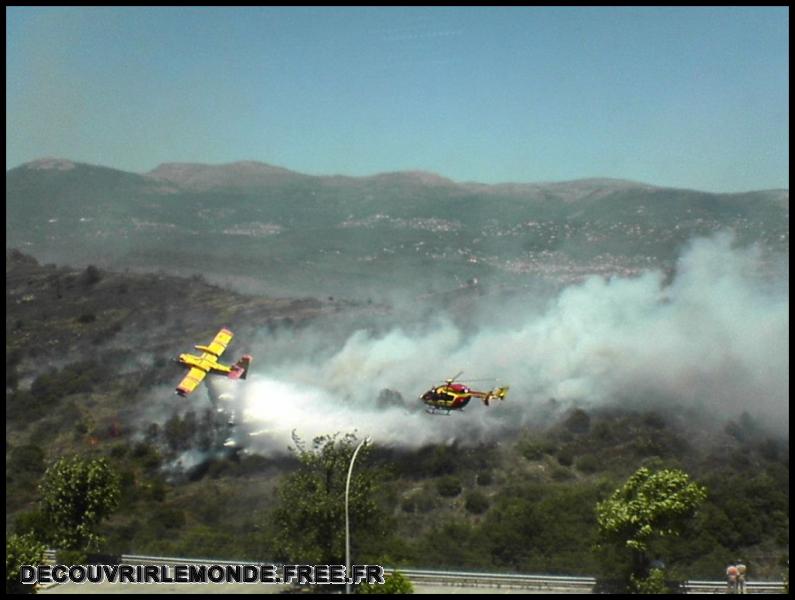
[228,355,252,380]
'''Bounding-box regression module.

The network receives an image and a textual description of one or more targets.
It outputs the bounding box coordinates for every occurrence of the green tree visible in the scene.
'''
[595,466,707,588]
[629,567,669,594]
[13,510,52,545]
[271,433,389,566]
[39,455,121,552]
[358,570,414,594]
[6,533,46,594]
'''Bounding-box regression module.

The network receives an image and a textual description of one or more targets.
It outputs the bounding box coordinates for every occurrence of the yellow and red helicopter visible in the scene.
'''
[420,372,509,415]
[173,327,252,397]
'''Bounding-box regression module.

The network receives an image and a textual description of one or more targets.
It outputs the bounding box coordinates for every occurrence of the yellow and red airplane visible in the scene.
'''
[174,328,252,397]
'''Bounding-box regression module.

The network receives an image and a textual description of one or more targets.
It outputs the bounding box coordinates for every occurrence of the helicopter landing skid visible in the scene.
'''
[425,407,456,416]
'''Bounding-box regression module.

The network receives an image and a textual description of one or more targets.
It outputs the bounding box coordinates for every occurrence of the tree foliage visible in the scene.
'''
[271,433,389,566]
[629,567,670,594]
[596,467,708,554]
[481,481,603,574]
[358,570,414,594]
[39,455,121,551]
[596,466,707,586]
[6,533,46,594]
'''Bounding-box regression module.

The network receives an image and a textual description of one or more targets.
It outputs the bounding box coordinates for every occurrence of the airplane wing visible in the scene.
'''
[203,328,234,358]
[176,367,208,396]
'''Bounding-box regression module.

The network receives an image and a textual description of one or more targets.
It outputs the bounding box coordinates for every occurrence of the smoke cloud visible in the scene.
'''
[208,232,788,454]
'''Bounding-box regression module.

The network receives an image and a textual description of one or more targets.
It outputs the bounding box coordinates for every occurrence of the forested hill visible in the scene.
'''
[6,159,788,299]
[6,248,358,366]
[6,250,789,582]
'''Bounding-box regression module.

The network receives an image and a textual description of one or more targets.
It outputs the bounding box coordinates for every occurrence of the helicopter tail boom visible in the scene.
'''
[481,386,509,406]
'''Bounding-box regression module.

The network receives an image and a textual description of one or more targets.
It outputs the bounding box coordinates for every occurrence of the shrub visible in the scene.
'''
[630,568,671,594]
[565,408,591,434]
[131,442,162,471]
[150,506,187,531]
[82,265,102,286]
[476,471,493,486]
[557,447,575,467]
[359,570,414,594]
[643,411,666,430]
[8,445,46,481]
[6,533,46,594]
[437,476,462,498]
[6,368,19,390]
[550,465,574,481]
[413,490,438,513]
[13,511,52,545]
[416,445,459,477]
[592,421,615,442]
[8,390,46,422]
[518,437,553,461]
[464,490,490,515]
[401,497,417,513]
[757,438,781,462]
[575,454,600,474]
[7,348,23,367]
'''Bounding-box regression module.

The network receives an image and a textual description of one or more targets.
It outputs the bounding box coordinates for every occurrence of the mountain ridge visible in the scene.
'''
[13,156,784,197]
[6,155,788,300]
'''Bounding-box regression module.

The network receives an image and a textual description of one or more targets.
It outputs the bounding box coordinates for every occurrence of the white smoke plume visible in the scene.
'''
[210,232,788,454]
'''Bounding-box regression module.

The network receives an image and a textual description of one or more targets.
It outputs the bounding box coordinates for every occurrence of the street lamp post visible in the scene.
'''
[345,436,372,595]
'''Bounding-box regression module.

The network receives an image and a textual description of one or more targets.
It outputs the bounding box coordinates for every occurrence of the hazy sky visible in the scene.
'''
[6,6,789,192]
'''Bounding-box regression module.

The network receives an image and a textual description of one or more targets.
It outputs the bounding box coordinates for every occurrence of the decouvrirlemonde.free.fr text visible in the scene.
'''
[21,564,385,585]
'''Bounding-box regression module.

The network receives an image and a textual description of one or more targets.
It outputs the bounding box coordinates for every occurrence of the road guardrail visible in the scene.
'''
[38,551,787,593]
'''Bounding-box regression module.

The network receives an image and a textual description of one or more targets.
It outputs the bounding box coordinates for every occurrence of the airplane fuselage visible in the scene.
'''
[178,351,233,375]
[174,328,250,397]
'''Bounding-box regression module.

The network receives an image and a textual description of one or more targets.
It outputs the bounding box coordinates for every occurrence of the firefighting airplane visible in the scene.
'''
[174,328,252,397]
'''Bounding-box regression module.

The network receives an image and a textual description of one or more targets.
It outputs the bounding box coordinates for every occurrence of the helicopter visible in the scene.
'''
[420,372,509,415]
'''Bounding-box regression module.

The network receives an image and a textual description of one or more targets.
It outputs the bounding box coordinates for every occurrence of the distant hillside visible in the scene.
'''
[6,159,788,300]
[147,161,309,192]
[5,248,360,378]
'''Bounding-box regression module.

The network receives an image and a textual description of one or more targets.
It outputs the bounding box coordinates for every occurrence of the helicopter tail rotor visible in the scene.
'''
[485,386,510,406]
[492,386,509,401]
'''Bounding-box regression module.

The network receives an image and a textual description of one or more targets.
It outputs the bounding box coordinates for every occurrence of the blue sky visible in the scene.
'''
[6,6,789,192]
